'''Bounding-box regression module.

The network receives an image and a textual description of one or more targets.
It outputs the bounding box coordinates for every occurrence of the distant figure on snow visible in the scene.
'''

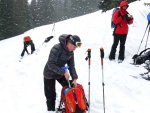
[109,0,133,63]
[20,36,35,58]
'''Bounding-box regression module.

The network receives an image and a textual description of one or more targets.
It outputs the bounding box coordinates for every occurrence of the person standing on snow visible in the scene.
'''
[109,0,133,63]
[43,34,82,111]
[20,36,35,58]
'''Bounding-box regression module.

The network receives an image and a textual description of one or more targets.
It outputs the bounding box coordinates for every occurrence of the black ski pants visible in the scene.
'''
[44,76,69,111]
[21,46,29,57]
[109,34,127,60]
[21,42,35,57]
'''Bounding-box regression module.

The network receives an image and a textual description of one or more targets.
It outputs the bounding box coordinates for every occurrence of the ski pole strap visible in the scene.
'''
[68,78,71,88]
[100,48,104,65]
[61,66,69,70]
[61,66,71,88]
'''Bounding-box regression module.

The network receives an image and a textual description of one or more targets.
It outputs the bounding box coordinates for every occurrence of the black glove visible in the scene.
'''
[123,14,133,22]
[123,14,128,19]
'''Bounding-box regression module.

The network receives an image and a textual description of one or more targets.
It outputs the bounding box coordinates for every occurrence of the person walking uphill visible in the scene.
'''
[20,36,35,58]
[43,34,82,111]
[109,0,133,63]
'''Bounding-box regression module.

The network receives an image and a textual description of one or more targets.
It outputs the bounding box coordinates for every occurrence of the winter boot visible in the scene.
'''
[46,99,55,111]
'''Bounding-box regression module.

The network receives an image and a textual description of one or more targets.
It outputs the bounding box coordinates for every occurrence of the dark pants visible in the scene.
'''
[109,34,127,60]
[21,47,29,57]
[21,42,35,57]
[44,76,69,111]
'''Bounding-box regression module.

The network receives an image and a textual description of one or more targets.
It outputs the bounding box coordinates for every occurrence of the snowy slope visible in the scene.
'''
[0,0,150,113]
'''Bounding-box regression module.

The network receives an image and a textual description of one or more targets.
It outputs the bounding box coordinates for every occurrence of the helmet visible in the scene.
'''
[68,35,82,47]
[24,36,31,42]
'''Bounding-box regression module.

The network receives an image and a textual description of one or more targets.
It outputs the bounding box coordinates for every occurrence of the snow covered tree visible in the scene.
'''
[99,0,136,12]
[30,0,55,27]
[12,0,31,34]
[0,0,31,40]
[0,0,14,40]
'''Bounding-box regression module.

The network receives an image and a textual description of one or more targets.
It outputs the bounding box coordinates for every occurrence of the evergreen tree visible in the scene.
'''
[30,0,41,27]
[99,0,136,12]
[53,0,65,21]
[12,0,31,35]
[30,0,55,27]
[0,0,31,40]
[35,0,45,26]
[28,0,37,28]
[41,0,54,25]
[0,0,14,40]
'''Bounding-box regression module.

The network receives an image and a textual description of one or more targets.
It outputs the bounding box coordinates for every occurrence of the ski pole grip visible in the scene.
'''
[87,48,91,65]
[100,48,104,59]
[87,48,91,58]
[61,66,69,70]
[100,48,104,65]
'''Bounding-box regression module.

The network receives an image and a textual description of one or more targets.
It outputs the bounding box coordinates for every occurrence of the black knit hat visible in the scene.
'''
[68,35,82,47]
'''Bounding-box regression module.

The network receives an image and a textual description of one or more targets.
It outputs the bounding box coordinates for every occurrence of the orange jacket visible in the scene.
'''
[113,1,133,34]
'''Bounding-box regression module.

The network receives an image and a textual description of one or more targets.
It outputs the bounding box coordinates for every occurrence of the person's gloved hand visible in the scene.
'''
[123,14,133,22]
[127,14,133,19]
[72,79,77,87]
[123,14,128,19]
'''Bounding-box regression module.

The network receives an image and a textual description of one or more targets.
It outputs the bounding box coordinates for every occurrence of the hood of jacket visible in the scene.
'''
[59,34,72,51]
[120,1,129,15]
[120,1,129,8]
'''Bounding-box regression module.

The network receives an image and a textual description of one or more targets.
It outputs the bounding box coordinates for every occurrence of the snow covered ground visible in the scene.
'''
[0,0,150,113]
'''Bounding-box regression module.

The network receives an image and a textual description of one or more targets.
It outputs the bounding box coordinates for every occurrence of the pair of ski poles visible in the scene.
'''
[136,21,150,55]
[85,48,105,113]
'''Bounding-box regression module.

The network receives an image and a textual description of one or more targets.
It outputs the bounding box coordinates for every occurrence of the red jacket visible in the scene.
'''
[113,1,133,34]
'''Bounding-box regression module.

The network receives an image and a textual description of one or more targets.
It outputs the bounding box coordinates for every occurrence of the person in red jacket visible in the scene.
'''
[109,1,133,63]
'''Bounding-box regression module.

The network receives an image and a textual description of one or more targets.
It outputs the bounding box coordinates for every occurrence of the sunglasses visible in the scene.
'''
[75,42,82,47]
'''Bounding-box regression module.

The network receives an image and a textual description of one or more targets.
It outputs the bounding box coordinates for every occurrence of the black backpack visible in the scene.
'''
[132,48,150,65]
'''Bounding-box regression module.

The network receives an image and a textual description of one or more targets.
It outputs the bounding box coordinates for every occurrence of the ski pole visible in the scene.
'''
[35,36,54,55]
[51,23,55,37]
[61,66,71,88]
[145,21,150,50]
[85,48,91,113]
[137,21,150,54]
[100,48,105,113]
[62,66,71,96]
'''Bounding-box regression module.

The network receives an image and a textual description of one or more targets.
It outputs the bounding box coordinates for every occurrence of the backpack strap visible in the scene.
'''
[113,10,122,35]
[72,89,78,104]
